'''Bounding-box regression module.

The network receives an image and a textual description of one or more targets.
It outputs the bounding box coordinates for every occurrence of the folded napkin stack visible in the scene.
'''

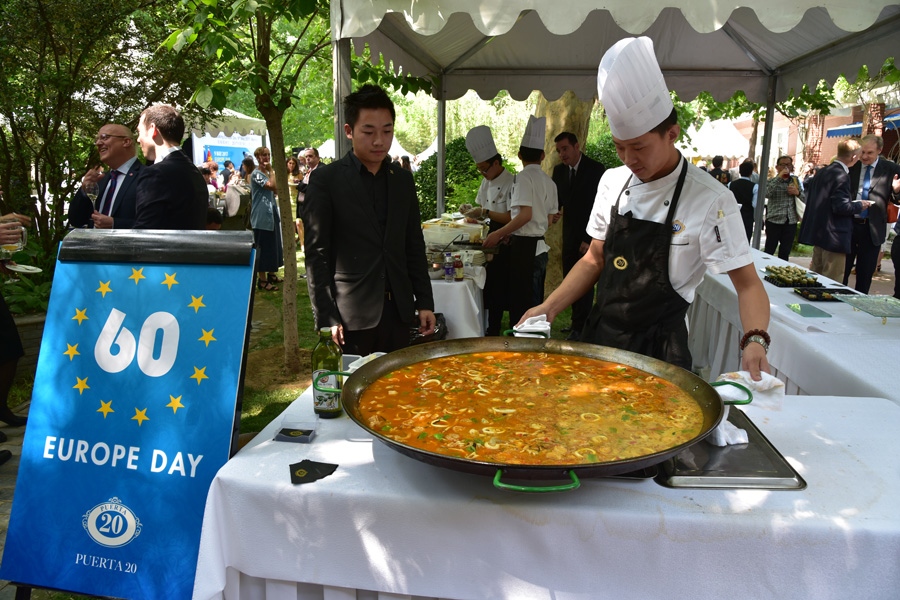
[708,371,785,447]
[512,315,551,338]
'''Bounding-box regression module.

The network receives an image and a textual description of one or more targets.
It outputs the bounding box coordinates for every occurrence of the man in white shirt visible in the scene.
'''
[521,37,770,379]
[465,126,515,335]
[483,116,558,328]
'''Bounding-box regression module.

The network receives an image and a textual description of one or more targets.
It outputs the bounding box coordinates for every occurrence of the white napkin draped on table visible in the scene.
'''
[708,371,785,446]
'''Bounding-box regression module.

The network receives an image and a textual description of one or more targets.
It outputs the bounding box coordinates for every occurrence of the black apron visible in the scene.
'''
[484,219,511,335]
[582,159,692,370]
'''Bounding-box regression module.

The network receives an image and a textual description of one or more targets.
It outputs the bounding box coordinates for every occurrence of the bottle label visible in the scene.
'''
[313,369,341,412]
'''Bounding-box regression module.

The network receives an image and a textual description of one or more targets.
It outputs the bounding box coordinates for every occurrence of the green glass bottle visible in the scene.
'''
[311,327,343,418]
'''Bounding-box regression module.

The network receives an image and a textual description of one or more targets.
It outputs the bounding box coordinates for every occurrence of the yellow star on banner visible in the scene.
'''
[198,329,216,347]
[188,295,206,313]
[190,366,208,385]
[97,400,114,418]
[161,273,178,290]
[167,395,185,414]
[131,408,149,426]
[64,343,80,361]
[72,308,89,325]
[129,267,146,285]
[74,377,90,395]
[96,281,112,297]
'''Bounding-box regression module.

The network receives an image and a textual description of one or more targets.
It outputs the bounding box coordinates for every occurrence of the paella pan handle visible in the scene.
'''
[501,329,550,338]
[710,381,753,405]
[313,370,349,394]
[492,469,581,492]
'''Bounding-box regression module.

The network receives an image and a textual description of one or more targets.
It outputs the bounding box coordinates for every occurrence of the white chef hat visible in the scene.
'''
[520,115,546,150]
[465,126,499,163]
[597,37,674,141]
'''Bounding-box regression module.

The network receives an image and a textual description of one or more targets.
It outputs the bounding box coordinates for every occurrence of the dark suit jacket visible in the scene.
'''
[551,154,605,253]
[68,159,143,229]
[302,151,434,331]
[798,161,864,253]
[848,158,900,245]
[133,149,208,230]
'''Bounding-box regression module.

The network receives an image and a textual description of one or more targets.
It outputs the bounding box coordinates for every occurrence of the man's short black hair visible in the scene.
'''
[519,146,544,163]
[554,132,578,146]
[776,155,793,167]
[140,104,186,144]
[199,166,211,175]
[712,155,724,168]
[739,160,754,177]
[343,84,395,130]
[223,160,234,168]
[648,107,679,137]
[482,153,503,167]
[207,207,223,225]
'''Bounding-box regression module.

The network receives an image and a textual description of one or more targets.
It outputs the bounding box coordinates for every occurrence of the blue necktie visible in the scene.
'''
[99,170,119,215]
[859,164,871,218]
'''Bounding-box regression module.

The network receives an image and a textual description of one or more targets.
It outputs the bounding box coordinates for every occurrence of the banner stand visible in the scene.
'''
[1,230,257,600]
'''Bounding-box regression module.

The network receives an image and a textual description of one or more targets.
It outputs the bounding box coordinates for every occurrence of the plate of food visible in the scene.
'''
[5,264,42,274]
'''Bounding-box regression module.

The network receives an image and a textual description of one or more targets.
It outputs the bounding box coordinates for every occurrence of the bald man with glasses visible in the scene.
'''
[68,124,144,229]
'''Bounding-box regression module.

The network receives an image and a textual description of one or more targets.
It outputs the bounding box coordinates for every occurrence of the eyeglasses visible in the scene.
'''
[94,133,131,143]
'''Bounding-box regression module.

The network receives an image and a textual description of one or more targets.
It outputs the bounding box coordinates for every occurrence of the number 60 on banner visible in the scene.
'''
[95,308,180,377]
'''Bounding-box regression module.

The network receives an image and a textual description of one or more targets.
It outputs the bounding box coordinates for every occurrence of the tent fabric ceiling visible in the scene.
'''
[336,1,900,103]
[190,108,267,137]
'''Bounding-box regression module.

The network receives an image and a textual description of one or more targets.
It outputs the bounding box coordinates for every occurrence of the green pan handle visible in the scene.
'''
[502,329,550,338]
[710,381,753,405]
[313,370,350,394]
[493,469,580,492]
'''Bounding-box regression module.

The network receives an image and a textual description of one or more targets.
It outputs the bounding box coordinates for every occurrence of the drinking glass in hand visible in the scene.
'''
[83,181,99,203]
[0,223,26,258]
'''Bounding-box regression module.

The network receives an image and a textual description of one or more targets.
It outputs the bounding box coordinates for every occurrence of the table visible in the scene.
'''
[688,249,899,404]
[430,275,484,339]
[193,390,900,600]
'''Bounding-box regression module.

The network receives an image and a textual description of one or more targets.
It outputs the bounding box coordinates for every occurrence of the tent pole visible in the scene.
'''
[752,75,777,250]
[333,37,352,160]
[436,75,446,216]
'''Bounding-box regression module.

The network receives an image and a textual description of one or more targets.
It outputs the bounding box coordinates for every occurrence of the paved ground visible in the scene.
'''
[0,248,895,598]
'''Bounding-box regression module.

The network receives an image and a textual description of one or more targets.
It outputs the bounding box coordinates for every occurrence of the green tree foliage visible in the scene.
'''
[582,133,623,170]
[0,0,218,253]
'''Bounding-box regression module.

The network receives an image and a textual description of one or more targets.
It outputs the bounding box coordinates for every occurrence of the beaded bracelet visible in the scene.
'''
[739,328,770,352]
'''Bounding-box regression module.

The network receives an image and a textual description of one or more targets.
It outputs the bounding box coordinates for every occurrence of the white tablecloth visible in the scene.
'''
[430,276,484,339]
[688,249,899,404]
[193,390,900,600]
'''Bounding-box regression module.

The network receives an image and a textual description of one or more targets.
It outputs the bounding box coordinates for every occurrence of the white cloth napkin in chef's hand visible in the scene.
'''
[707,371,786,447]
[513,315,551,338]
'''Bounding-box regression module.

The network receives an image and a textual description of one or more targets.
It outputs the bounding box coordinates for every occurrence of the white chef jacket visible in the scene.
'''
[510,164,559,253]
[475,168,513,214]
[586,160,752,303]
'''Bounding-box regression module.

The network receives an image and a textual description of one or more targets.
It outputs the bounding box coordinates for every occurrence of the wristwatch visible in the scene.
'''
[743,334,769,353]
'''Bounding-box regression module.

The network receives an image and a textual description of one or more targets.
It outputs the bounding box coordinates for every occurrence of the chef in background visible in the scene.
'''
[520,37,771,380]
[462,126,514,335]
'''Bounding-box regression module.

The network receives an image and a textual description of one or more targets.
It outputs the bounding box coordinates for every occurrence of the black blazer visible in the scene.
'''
[133,150,208,230]
[68,160,143,229]
[848,158,900,245]
[551,154,605,250]
[302,151,434,331]
[798,162,864,254]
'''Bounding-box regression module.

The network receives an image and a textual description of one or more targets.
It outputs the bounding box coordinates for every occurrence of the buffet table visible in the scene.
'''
[688,249,899,404]
[430,275,484,339]
[193,389,900,600]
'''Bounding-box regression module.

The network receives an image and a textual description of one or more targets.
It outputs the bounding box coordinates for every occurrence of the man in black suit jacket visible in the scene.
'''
[798,139,872,281]
[843,134,900,293]
[133,104,208,230]
[303,85,435,355]
[551,132,605,340]
[68,124,143,229]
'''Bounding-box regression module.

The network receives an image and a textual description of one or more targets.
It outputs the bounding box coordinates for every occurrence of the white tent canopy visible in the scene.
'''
[190,108,267,138]
[335,1,899,104]
[330,1,899,244]
[317,139,336,159]
[678,121,753,160]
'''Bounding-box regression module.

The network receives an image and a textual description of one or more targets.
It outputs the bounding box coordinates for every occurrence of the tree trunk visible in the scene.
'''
[748,116,759,165]
[258,105,302,374]
[533,91,595,301]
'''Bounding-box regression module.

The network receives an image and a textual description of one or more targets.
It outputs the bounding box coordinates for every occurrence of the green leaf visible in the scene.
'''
[194,85,215,108]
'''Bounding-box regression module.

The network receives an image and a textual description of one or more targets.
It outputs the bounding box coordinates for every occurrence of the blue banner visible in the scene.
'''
[203,144,252,169]
[0,256,255,599]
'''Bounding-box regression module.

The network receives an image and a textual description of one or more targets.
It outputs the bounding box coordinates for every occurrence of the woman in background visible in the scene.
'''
[287,156,303,244]
[248,149,284,291]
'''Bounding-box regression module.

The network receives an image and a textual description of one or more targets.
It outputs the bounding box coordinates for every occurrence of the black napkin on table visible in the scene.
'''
[290,460,338,484]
